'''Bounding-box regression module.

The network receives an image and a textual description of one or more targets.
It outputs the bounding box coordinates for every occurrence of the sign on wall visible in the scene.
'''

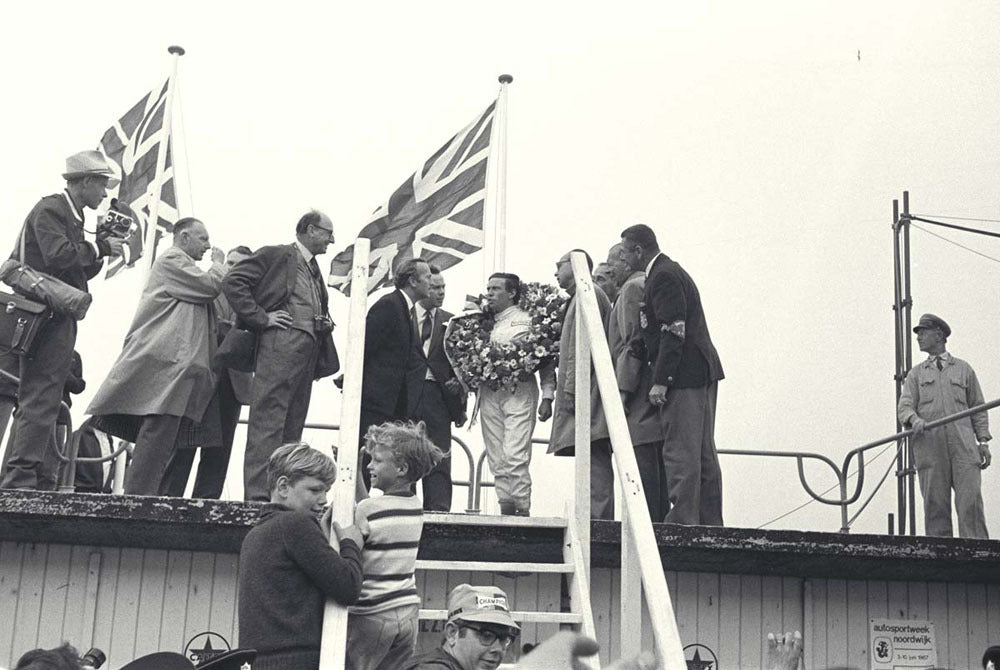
[869,619,937,670]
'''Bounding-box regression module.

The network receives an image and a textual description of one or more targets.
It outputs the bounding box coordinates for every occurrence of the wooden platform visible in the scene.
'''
[1,489,998,583]
[3,490,1000,669]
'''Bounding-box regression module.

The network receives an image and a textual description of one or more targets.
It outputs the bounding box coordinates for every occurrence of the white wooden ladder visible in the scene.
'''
[415,513,599,669]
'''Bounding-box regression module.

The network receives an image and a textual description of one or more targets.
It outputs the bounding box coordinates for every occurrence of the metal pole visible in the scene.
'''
[892,198,905,536]
[903,191,917,536]
[143,45,184,272]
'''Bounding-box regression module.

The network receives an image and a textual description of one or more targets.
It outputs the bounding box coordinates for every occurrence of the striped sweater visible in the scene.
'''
[348,492,424,615]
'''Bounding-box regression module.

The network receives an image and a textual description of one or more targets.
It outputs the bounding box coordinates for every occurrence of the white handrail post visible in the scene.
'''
[570,253,686,668]
[112,442,128,495]
[319,238,370,670]
[620,505,643,656]
[572,252,592,578]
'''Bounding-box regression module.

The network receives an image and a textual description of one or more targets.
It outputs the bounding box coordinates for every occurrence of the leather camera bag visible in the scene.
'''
[0,225,93,320]
[0,289,51,356]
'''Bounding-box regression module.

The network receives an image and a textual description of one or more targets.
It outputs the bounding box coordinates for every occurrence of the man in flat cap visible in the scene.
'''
[898,313,991,538]
[1,151,125,490]
[403,584,520,670]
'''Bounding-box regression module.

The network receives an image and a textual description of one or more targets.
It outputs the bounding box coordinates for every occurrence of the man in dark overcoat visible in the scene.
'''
[620,223,725,526]
[358,258,433,491]
[407,265,467,511]
[1,151,123,490]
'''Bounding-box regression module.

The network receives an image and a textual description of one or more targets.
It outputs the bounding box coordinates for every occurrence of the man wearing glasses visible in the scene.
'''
[224,211,340,501]
[403,584,519,670]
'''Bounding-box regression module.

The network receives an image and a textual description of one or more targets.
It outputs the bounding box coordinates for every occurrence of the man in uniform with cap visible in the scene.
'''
[403,584,520,670]
[898,313,991,538]
[1,151,125,490]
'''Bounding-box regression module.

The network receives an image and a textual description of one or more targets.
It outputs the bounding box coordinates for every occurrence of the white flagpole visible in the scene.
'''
[482,74,512,286]
[143,45,184,273]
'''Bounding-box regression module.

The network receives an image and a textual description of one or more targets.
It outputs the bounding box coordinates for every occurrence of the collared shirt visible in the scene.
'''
[414,302,437,381]
[644,252,662,277]
[65,189,99,257]
[294,239,314,263]
[897,349,991,443]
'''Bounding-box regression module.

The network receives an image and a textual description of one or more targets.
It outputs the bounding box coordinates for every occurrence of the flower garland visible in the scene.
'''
[445,282,566,393]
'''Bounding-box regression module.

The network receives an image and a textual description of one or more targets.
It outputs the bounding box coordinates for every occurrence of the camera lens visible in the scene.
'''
[81,648,106,668]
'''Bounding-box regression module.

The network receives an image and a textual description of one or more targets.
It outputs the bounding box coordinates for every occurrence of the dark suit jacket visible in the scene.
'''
[223,243,338,379]
[362,289,415,419]
[634,254,724,388]
[13,193,104,291]
[406,308,465,423]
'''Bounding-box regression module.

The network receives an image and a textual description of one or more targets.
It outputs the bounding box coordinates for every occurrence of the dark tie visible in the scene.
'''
[308,257,321,280]
[935,357,943,371]
[421,310,434,345]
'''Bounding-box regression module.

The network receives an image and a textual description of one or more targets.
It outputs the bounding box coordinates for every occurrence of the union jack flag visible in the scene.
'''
[328,101,495,295]
[98,81,177,277]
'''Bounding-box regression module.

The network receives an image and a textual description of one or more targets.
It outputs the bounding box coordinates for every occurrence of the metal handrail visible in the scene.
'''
[718,397,1000,532]
[234,419,479,511]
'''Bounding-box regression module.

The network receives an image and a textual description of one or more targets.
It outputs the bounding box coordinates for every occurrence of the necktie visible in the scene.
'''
[307,258,324,309]
[935,357,943,371]
[421,310,434,344]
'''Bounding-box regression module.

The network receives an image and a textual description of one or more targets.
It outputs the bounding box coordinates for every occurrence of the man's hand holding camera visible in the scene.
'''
[96,201,136,259]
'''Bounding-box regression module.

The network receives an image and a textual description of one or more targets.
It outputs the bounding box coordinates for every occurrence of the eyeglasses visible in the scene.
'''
[461,624,516,649]
[309,223,335,240]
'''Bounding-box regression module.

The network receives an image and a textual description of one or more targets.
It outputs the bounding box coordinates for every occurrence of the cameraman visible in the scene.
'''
[0,151,125,491]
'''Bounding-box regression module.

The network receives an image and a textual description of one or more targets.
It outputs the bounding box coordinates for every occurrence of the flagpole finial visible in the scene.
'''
[168,45,186,56]
[498,74,513,84]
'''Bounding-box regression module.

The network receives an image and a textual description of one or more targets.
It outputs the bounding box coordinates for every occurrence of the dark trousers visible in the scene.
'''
[1,314,75,490]
[590,438,615,520]
[244,328,318,501]
[634,440,670,522]
[163,370,243,498]
[1,411,63,491]
[659,382,723,526]
[409,379,453,511]
[125,414,183,495]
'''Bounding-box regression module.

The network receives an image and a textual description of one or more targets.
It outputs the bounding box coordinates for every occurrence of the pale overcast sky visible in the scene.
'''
[1,1,998,535]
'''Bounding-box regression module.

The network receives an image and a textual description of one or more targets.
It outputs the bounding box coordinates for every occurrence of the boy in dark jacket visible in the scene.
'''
[238,442,363,670]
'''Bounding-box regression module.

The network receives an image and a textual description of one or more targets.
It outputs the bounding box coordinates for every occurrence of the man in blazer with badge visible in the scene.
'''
[620,223,725,526]
[223,211,339,501]
[407,265,467,511]
[358,257,433,491]
[1,151,125,490]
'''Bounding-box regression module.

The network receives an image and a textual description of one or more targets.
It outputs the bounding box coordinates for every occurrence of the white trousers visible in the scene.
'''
[480,379,539,511]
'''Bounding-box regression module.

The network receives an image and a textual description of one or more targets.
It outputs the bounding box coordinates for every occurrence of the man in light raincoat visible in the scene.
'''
[88,218,225,496]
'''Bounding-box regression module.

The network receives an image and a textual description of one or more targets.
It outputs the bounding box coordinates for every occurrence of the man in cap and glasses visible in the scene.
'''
[898,313,991,538]
[403,584,520,670]
[1,151,125,490]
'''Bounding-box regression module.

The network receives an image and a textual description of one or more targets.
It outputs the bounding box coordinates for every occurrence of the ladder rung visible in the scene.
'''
[415,560,574,573]
[424,513,568,529]
[419,609,583,625]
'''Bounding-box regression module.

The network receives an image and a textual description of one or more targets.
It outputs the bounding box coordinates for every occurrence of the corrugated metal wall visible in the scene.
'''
[3,541,999,668]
